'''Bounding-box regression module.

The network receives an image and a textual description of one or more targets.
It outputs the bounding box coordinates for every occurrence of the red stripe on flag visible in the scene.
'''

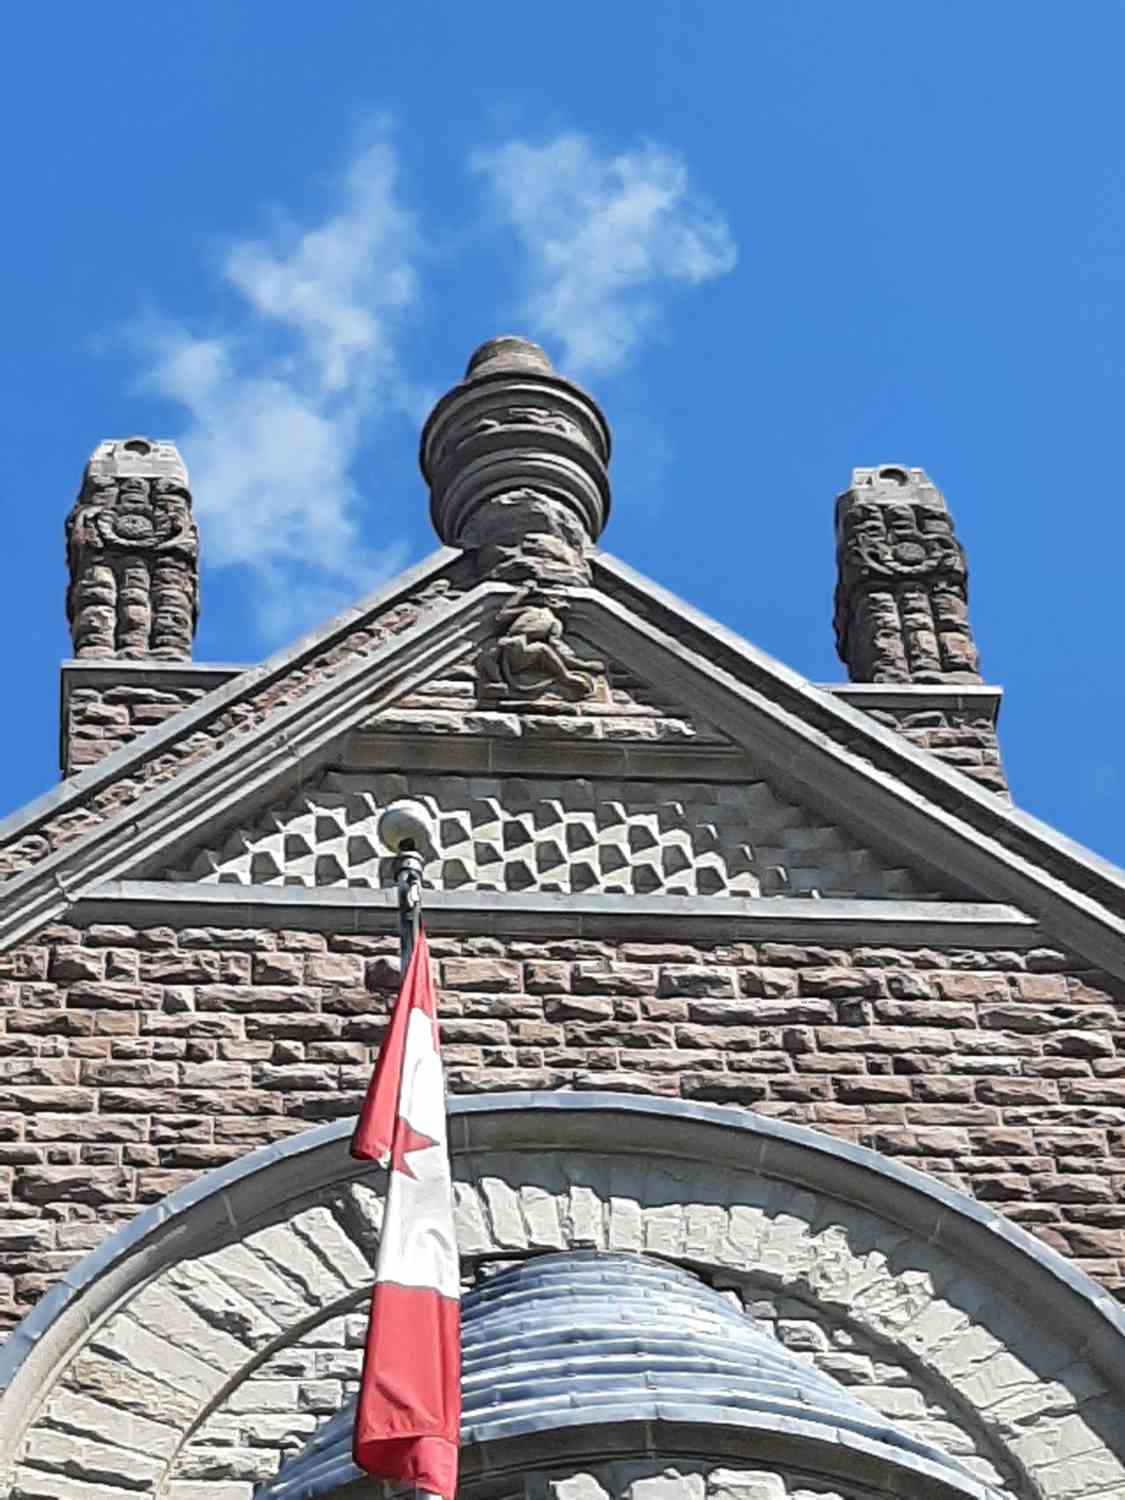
[350,937,428,1165]
[353,1282,461,1496]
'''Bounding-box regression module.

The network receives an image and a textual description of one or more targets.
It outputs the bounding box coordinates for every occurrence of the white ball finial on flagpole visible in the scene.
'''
[378,800,433,971]
[377,799,434,855]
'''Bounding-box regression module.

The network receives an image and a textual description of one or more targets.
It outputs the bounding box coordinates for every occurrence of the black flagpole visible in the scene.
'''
[395,837,424,971]
[390,829,435,1500]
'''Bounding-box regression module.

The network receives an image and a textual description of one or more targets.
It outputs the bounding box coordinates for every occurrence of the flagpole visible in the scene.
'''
[377,799,432,974]
[358,799,456,1500]
[388,818,437,1500]
[395,837,424,971]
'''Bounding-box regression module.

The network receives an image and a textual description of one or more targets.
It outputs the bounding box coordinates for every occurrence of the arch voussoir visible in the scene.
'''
[0,1097,1122,1500]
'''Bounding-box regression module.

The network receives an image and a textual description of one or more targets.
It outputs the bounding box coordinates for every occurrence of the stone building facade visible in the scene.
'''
[1,337,1124,1499]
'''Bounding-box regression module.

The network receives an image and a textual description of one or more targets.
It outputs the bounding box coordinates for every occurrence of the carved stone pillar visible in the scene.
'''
[834,465,981,684]
[65,438,199,661]
[420,336,611,587]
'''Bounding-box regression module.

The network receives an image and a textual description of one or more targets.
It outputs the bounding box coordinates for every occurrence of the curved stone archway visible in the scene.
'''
[1,1095,1123,1500]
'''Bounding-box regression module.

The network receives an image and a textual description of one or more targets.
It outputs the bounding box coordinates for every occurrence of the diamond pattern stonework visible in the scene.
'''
[169,768,944,899]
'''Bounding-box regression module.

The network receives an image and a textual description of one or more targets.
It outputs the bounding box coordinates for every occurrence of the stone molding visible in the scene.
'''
[0,576,498,950]
[348,730,755,779]
[823,683,1003,727]
[2,1095,1124,1499]
[586,559,1125,973]
[70,880,1039,946]
[59,661,246,777]
[1,547,460,849]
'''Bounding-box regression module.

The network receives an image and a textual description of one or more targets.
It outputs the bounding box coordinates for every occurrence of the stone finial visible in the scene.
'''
[65,437,199,660]
[420,336,611,585]
[833,465,981,684]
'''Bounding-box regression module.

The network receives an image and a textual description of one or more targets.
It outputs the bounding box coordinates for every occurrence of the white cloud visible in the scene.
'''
[129,129,418,638]
[122,126,736,644]
[470,134,737,376]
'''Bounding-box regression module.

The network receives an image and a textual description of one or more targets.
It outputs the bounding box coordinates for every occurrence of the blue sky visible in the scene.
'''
[2,3,1124,864]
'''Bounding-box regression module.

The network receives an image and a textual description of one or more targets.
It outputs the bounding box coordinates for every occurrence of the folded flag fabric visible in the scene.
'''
[350,930,460,1500]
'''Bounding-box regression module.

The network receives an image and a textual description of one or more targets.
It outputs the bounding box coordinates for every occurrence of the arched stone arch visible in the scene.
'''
[1,1095,1123,1500]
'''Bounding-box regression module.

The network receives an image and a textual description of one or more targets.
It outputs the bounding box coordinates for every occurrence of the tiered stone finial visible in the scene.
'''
[834,465,981,683]
[420,336,611,586]
[65,438,199,660]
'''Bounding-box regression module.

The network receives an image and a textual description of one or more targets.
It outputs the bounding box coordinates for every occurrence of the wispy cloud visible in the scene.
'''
[129,127,419,637]
[470,133,737,376]
[122,126,737,643]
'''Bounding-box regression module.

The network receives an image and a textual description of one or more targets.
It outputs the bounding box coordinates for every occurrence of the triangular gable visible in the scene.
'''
[1,550,1124,974]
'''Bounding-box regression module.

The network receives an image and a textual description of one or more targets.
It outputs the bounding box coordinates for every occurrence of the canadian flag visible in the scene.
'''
[350,930,460,1500]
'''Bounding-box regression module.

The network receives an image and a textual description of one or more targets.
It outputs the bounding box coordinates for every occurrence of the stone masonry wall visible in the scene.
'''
[63,679,219,777]
[1,921,1124,1333]
[859,706,1007,797]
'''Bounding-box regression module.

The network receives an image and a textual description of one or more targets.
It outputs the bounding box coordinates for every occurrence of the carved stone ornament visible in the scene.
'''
[477,585,606,703]
[833,465,981,684]
[421,337,612,587]
[65,438,200,660]
[835,501,967,595]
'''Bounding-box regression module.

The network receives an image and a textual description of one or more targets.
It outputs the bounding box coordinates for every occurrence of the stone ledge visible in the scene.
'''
[74,881,1040,947]
[346,731,755,779]
[821,683,1003,726]
[59,661,248,776]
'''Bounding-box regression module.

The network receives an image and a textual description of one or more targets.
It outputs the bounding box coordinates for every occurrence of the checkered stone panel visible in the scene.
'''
[168,769,945,900]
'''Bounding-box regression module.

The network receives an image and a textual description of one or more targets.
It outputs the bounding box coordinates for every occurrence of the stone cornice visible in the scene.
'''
[823,682,1003,725]
[589,552,1125,973]
[73,881,1041,948]
[0,547,460,853]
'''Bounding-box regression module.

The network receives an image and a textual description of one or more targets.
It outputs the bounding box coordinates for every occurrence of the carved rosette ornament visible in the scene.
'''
[420,337,611,589]
[833,465,981,684]
[65,438,199,660]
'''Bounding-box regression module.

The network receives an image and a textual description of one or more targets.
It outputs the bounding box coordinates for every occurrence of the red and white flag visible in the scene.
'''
[350,930,460,1500]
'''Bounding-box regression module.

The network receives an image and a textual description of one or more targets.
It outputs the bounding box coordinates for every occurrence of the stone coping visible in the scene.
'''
[0,547,460,850]
[821,683,1003,725]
